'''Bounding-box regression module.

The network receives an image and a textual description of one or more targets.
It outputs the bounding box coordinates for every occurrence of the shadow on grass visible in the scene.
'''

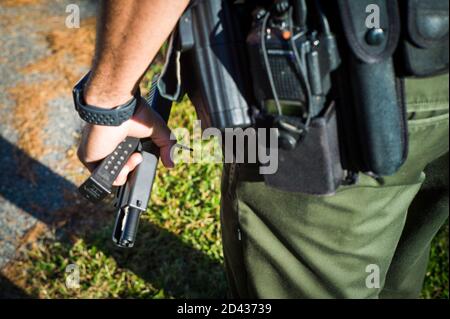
[0,136,226,298]
[0,274,32,299]
[92,222,227,298]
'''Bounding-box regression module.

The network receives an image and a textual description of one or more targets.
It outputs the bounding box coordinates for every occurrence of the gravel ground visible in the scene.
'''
[0,0,96,269]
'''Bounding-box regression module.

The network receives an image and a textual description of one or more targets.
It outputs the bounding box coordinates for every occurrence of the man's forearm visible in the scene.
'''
[84,0,190,108]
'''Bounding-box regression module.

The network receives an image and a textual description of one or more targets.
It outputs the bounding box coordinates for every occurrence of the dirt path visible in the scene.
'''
[0,0,96,269]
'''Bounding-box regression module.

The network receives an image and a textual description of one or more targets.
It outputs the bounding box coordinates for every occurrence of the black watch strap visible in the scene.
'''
[73,72,140,126]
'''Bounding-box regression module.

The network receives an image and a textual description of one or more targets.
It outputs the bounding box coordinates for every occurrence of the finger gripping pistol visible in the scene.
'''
[78,76,172,248]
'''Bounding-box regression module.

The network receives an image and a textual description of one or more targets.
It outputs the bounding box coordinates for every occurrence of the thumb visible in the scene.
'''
[128,101,176,168]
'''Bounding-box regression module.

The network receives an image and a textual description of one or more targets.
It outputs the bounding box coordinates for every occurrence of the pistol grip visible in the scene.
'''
[79,137,140,203]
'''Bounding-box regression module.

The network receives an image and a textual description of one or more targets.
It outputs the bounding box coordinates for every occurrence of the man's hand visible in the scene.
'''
[77,97,175,186]
[76,0,189,185]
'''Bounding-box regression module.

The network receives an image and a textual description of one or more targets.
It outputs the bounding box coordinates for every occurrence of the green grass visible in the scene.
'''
[422,223,449,299]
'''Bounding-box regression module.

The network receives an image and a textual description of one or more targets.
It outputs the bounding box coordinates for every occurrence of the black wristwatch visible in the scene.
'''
[73,72,140,126]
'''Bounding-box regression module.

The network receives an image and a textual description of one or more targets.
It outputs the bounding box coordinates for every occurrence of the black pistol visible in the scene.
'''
[113,77,172,248]
[78,76,172,248]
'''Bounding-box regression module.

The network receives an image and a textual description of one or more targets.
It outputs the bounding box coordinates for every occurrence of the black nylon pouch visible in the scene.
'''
[335,0,408,176]
[263,102,344,195]
[398,0,449,77]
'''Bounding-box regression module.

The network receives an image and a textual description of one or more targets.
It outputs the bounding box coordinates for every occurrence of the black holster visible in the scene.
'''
[334,0,408,176]
[159,0,253,130]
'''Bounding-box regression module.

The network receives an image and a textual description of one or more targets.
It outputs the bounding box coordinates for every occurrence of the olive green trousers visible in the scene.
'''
[220,74,449,299]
